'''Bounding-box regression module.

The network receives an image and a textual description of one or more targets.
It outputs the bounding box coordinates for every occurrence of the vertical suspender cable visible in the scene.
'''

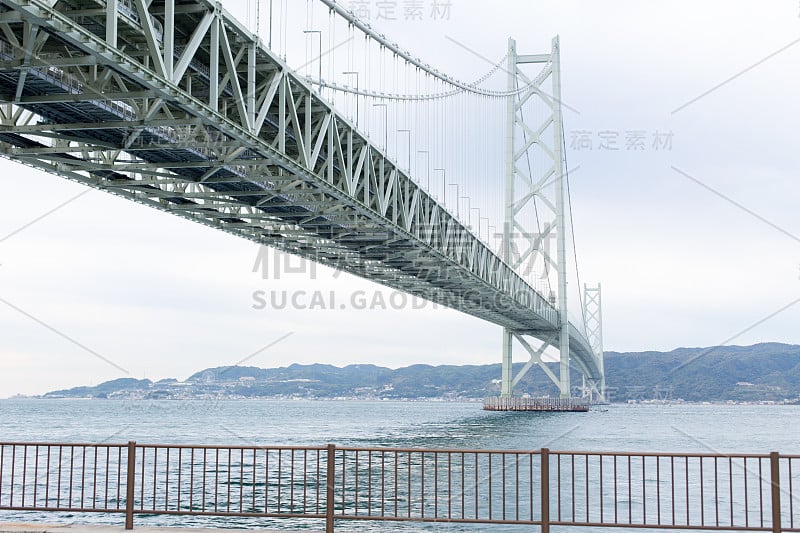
[328,8,333,96]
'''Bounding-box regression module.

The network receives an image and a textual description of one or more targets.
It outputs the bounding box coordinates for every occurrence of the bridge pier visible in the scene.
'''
[500,328,513,398]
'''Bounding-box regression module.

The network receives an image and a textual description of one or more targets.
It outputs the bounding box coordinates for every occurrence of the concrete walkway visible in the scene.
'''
[0,524,313,532]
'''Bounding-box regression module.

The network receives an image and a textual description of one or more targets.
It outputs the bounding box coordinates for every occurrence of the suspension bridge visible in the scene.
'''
[0,0,605,404]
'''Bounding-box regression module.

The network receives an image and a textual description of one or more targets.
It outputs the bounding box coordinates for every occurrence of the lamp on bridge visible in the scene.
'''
[445,183,460,217]
[372,103,388,151]
[302,30,323,82]
[434,168,446,202]
[459,195,470,224]
[471,207,480,234]
[342,71,359,125]
[417,150,430,191]
[397,129,411,172]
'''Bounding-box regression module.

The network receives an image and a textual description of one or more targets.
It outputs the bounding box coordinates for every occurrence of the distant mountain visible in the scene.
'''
[605,342,800,402]
[39,343,800,403]
[45,378,153,399]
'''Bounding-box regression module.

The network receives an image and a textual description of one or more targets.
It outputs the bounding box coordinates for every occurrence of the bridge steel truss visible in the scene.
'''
[0,0,603,391]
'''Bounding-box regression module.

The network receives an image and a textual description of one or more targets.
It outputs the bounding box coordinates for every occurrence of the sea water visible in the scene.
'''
[1,399,798,531]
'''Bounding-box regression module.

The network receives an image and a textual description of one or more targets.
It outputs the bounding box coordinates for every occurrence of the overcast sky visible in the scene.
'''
[1,0,798,397]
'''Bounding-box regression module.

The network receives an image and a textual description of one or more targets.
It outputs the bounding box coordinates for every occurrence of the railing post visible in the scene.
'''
[541,448,550,533]
[326,444,336,533]
[771,451,782,533]
[125,441,136,530]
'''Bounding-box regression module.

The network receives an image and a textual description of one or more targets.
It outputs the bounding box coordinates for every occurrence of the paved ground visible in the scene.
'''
[0,524,313,532]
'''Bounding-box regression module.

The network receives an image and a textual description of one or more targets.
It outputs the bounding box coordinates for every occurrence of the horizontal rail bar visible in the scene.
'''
[550,450,774,459]
[0,506,125,513]
[336,445,545,454]
[0,442,772,458]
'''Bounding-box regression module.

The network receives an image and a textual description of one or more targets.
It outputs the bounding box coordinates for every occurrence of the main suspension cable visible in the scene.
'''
[315,0,551,98]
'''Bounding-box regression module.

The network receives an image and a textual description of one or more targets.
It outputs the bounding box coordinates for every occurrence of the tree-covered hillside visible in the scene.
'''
[41,343,800,402]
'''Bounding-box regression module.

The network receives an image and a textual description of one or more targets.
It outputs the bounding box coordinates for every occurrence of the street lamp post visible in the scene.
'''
[303,30,322,82]
[372,103,388,150]
[397,129,411,172]
[447,182,459,217]
[342,71,359,125]
[471,207,480,233]
[460,195,470,224]
[435,168,446,202]
[417,150,430,190]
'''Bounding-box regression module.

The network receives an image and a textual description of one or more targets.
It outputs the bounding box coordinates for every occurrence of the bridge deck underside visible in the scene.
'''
[0,0,602,382]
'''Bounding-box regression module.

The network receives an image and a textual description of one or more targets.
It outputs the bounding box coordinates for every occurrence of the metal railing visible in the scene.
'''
[1,441,799,531]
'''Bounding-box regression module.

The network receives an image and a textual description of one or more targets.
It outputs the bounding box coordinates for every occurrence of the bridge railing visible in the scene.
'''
[1,441,797,531]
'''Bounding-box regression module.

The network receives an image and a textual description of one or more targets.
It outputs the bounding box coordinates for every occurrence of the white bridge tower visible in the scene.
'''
[499,37,605,403]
